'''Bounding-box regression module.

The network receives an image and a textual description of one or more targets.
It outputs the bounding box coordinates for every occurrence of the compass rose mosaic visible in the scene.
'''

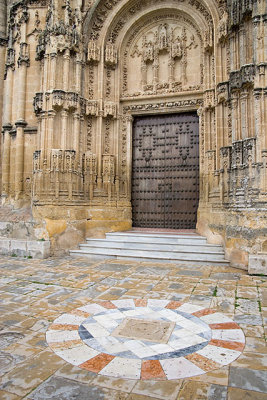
[46,299,245,380]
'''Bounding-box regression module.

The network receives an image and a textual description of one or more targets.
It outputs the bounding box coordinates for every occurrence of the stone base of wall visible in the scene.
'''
[248,254,267,276]
[0,237,50,258]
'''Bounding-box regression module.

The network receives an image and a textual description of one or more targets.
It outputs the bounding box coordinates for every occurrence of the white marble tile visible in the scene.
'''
[122,309,143,317]
[100,357,141,379]
[97,336,128,354]
[54,313,85,325]
[147,299,170,308]
[171,328,196,338]
[79,304,107,315]
[46,329,80,343]
[111,299,135,309]
[211,329,245,343]
[197,344,241,365]
[161,357,205,379]
[177,304,205,313]
[55,345,99,365]
[178,319,209,334]
[124,340,158,358]
[158,309,185,322]
[107,311,125,320]
[169,335,206,351]
[150,343,175,355]
[93,315,119,329]
[83,323,110,338]
[200,313,233,324]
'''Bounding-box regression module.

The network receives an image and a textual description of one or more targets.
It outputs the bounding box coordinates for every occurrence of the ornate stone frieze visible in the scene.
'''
[123,99,203,113]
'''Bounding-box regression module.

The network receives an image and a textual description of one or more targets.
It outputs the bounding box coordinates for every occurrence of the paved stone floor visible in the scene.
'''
[0,255,266,399]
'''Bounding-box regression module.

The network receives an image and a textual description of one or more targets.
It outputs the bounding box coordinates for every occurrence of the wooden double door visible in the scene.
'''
[131,112,199,229]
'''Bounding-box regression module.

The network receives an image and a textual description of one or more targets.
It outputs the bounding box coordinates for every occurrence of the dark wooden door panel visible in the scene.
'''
[132,113,199,229]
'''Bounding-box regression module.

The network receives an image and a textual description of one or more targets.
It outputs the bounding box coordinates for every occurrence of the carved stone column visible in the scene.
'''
[49,53,57,90]
[61,110,68,149]
[63,49,70,92]
[2,124,12,199]
[15,120,27,199]
[73,113,80,155]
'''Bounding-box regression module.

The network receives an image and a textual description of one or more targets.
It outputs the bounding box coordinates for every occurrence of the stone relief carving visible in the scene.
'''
[124,20,201,98]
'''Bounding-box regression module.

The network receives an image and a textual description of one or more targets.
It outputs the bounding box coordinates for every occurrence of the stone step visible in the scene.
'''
[71,245,226,261]
[104,232,208,245]
[70,249,229,265]
[82,239,223,253]
[71,231,229,266]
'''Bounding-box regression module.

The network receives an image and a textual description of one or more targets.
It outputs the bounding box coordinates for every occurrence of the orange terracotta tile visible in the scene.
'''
[70,309,91,318]
[79,353,115,373]
[209,339,245,352]
[141,360,166,380]
[185,353,221,371]
[49,324,79,331]
[209,322,241,330]
[49,339,83,350]
[134,299,147,307]
[97,301,117,309]
[165,301,183,309]
[192,308,217,317]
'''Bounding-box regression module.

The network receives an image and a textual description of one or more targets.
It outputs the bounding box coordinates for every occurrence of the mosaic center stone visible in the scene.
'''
[112,317,175,343]
[46,299,246,381]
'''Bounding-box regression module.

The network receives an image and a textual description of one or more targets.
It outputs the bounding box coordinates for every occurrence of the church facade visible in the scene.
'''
[0,0,266,270]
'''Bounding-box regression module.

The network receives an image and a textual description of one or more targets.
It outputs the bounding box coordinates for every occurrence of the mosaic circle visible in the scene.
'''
[46,299,245,380]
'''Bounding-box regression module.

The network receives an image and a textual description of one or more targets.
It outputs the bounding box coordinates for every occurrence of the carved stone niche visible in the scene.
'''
[104,102,117,118]
[204,28,213,52]
[229,70,242,91]
[241,64,255,87]
[33,92,44,115]
[204,89,215,109]
[230,64,255,91]
[232,140,243,168]
[217,82,229,103]
[243,137,256,166]
[217,11,228,43]
[85,100,99,116]
[6,48,15,70]
[17,42,30,67]
[220,146,232,171]
[87,40,100,63]
[52,90,65,110]
[105,41,117,68]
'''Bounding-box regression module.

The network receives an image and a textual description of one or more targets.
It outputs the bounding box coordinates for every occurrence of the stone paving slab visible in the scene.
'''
[0,255,265,399]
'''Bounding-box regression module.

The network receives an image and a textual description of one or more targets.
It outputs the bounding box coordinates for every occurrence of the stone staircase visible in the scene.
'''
[70,231,230,266]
